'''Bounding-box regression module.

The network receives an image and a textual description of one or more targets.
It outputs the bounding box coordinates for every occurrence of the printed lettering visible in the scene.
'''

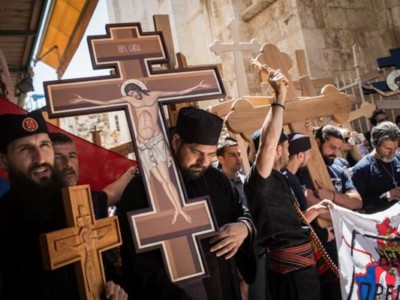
[118,45,128,53]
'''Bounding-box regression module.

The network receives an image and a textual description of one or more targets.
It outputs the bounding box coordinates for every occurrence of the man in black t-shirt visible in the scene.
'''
[244,69,323,300]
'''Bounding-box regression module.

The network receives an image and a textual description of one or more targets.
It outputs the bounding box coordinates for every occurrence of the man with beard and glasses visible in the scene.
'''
[351,121,400,213]
[74,79,210,224]
[0,110,127,299]
[116,106,256,299]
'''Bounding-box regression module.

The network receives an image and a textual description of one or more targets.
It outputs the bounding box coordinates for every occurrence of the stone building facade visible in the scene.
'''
[105,0,400,99]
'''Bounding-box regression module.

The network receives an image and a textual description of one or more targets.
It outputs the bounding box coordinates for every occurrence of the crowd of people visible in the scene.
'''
[1,68,400,300]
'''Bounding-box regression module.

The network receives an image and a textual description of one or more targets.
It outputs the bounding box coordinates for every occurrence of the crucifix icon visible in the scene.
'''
[40,185,122,300]
[44,23,224,285]
[210,18,261,97]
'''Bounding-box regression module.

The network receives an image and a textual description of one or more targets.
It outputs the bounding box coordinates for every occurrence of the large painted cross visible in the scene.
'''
[40,185,122,300]
[210,18,260,97]
[44,23,225,286]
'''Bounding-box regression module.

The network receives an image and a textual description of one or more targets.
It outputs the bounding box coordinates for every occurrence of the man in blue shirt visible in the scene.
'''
[351,121,400,213]
[313,125,362,210]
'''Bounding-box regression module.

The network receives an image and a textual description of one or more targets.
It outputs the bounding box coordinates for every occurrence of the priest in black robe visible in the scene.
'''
[117,107,256,299]
[0,110,126,299]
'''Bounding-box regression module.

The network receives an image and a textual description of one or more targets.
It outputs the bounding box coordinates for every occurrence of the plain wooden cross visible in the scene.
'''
[338,44,376,131]
[40,185,122,300]
[44,23,224,289]
[292,49,335,95]
[206,95,274,174]
[210,18,260,97]
[226,43,352,191]
[294,48,373,161]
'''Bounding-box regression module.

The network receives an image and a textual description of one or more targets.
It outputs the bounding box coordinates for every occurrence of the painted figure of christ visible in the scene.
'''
[74,79,210,224]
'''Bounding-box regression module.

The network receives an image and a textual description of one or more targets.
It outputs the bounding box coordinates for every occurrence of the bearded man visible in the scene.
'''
[116,106,256,299]
[0,110,126,299]
[351,121,400,213]
[312,125,362,210]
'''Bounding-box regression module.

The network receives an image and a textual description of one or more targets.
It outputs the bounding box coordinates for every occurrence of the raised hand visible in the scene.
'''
[268,69,289,101]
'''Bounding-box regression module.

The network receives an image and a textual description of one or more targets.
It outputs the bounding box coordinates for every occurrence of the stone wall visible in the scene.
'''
[106,0,399,98]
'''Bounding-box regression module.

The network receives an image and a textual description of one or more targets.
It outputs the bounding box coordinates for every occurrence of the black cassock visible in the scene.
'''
[117,167,256,300]
[0,189,109,299]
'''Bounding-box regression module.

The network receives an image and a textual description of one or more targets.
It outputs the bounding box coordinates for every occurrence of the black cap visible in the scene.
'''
[252,128,288,152]
[175,107,223,145]
[0,110,49,150]
[288,133,311,155]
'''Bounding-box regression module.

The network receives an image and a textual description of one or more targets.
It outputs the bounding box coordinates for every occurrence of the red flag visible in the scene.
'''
[0,97,135,190]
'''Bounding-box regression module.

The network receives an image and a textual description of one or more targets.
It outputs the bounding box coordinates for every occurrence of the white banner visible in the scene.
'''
[330,202,400,300]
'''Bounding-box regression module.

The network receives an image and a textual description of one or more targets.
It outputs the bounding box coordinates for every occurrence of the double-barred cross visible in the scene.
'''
[45,23,225,286]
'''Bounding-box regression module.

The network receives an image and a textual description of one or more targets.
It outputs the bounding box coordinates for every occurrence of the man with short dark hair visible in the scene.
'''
[217,138,247,206]
[351,121,400,213]
[0,110,126,299]
[49,132,136,207]
[117,106,256,299]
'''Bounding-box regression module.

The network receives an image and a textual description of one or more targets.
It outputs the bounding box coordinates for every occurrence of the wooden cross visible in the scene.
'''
[44,23,223,287]
[153,15,192,126]
[210,18,261,97]
[226,43,352,191]
[40,185,122,300]
[293,48,371,163]
[206,96,273,174]
[375,99,400,110]
[292,49,334,94]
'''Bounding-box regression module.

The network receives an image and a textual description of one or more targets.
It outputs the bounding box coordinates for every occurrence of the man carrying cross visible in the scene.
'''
[74,79,210,225]
[117,106,256,299]
[0,110,127,299]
